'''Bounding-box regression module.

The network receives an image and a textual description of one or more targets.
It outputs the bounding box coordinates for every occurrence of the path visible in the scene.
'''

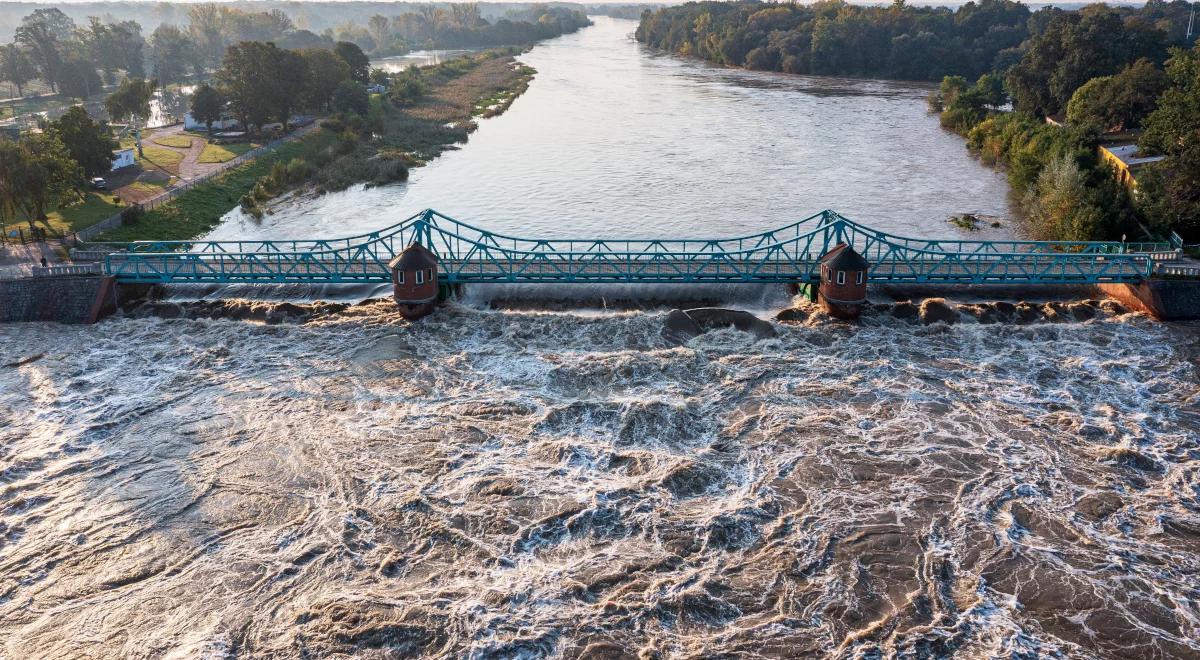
[0,242,65,279]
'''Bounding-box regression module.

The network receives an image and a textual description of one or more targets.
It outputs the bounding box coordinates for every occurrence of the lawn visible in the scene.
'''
[124,180,171,197]
[138,146,185,174]
[198,142,255,164]
[153,134,193,148]
[41,192,125,235]
[94,130,337,243]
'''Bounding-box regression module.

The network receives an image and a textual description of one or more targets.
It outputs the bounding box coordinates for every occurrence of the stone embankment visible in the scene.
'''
[0,275,119,324]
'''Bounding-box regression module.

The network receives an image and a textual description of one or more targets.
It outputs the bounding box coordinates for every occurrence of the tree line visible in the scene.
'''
[638,0,1199,240]
[0,3,589,100]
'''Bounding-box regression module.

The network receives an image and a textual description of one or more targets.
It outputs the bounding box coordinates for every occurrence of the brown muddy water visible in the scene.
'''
[1,299,1198,658]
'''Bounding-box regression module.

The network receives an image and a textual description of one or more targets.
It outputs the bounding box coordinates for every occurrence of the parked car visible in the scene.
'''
[90,177,107,190]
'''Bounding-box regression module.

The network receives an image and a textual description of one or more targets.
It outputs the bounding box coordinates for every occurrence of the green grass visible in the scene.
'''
[152,134,193,148]
[42,192,125,234]
[138,146,185,172]
[198,142,254,164]
[94,130,338,243]
[124,180,170,196]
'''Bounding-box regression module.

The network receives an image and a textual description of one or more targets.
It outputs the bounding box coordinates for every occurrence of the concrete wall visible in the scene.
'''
[1096,281,1200,321]
[0,275,118,324]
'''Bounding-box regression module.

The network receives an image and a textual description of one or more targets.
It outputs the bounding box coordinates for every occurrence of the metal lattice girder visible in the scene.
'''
[101,208,1154,285]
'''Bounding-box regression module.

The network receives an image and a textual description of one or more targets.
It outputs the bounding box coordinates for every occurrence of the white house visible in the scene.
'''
[184,112,239,131]
[110,147,136,170]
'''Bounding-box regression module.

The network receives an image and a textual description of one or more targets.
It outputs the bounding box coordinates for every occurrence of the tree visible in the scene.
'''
[1066,59,1166,132]
[84,18,145,80]
[217,41,307,133]
[189,83,224,133]
[48,106,117,177]
[13,132,84,223]
[57,55,103,99]
[14,17,67,92]
[272,49,308,129]
[0,138,26,231]
[300,48,351,110]
[105,78,156,154]
[334,41,370,83]
[1138,44,1200,236]
[1021,154,1105,241]
[367,15,391,53]
[150,24,196,87]
[332,79,368,115]
[1006,7,1169,116]
[0,45,37,97]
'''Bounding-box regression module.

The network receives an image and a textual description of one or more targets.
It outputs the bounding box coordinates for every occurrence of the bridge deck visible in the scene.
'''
[104,255,1150,284]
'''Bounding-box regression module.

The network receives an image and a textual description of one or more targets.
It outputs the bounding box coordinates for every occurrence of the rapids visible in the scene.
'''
[1,301,1198,657]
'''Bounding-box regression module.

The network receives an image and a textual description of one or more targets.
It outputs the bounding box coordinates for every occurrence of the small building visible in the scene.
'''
[110,147,136,170]
[388,242,439,320]
[183,112,239,132]
[1099,144,1165,191]
[818,243,869,320]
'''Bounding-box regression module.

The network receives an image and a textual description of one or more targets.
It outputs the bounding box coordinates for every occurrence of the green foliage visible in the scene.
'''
[149,24,196,87]
[0,132,84,223]
[636,0,1032,81]
[105,77,156,123]
[189,83,225,133]
[1006,6,1169,117]
[217,41,307,133]
[0,44,37,96]
[332,80,369,115]
[57,54,102,99]
[1137,43,1200,237]
[1066,59,1166,132]
[48,106,118,177]
[120,204,145,226]
[390,69,429,106]
[935,74,1007,134]
[334,41,370,83]
[1021,154,1105,241]
[300,47,352,111]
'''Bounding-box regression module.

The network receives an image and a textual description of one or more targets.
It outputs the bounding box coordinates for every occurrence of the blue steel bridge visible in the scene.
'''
[97,209,1161,285]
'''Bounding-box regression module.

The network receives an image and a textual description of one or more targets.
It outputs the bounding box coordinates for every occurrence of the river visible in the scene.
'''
[206,17,1012,242]
[2,16,1199,660]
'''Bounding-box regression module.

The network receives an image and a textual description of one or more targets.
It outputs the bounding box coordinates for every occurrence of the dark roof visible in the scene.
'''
[388,242,438,271]
[820,243,869,270]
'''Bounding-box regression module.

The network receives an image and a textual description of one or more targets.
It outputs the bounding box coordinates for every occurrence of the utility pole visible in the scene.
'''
[1189,2,1197,42]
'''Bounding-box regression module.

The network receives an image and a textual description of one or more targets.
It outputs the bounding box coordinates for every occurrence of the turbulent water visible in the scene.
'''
[206,17,1012,242]
[2,302,1199,658]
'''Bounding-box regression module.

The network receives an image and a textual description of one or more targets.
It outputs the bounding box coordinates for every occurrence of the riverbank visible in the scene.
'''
[91,50,537,244]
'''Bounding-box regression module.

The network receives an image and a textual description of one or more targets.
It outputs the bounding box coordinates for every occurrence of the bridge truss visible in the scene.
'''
[99,209,1154,285]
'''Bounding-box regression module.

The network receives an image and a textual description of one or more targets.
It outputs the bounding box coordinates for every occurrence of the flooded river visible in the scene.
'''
[2,16,1199,660]
[207,17,1011,242]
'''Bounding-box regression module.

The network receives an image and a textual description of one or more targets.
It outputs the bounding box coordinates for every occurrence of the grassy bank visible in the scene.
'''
[93,50,535,243]
[94,131,338,242]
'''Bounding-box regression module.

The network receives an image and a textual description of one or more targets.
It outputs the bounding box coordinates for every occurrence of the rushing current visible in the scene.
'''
[206,17,1012,242]
[1,302,1198,657]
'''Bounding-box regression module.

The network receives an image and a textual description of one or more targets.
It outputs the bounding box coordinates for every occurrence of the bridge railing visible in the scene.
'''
[103,214,1153,284]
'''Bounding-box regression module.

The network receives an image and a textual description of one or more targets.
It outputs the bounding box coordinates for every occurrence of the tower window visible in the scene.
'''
[836,271,846,285]
[856,271,865,285]
[397,271,404,284]
[415,270,424,285]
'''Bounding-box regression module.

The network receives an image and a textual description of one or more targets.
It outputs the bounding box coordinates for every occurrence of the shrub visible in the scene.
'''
[120,204,145,226]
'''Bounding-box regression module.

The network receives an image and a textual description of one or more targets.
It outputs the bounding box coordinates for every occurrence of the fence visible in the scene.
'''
[32,263,103,277]
[59,122,321,246]
[1156,263,1200,278]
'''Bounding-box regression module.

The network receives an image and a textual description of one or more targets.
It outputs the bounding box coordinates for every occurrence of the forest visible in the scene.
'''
[638,0,1200,240]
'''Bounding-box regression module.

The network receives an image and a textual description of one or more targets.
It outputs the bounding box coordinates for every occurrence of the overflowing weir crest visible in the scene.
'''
[98,209,1162,285]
